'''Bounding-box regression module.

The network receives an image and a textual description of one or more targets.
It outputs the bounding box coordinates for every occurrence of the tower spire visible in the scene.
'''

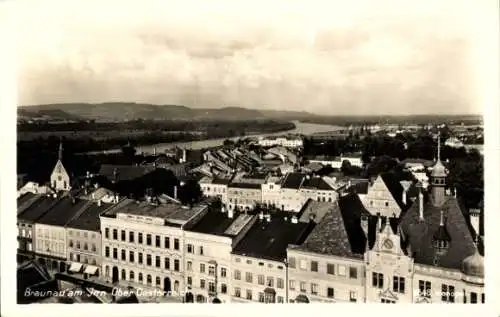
[437,130,441,162]
[439,210,444,226]
[58,139,63,161]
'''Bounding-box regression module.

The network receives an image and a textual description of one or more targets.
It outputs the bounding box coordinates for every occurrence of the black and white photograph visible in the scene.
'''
[1,0,499,316]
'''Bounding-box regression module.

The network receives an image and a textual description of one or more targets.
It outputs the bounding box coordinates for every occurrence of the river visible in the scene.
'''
[86,121,344,155]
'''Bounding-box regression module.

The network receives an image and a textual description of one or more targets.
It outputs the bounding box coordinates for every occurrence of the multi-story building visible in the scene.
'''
[261,177,282,208]
[34,195,93,272]
[183,208,257,303]
[279,173,307,212]
[199,176,231,204]
[231,213,314,303]
[17,193,57,262]
[99,199,208,299]
[307,154,363,169]
[227,183,262,211]
[65,198,113,277]
[360,173,409,218]
[258,137,303,148]
[287,200,366,303]
[299,175,338,204]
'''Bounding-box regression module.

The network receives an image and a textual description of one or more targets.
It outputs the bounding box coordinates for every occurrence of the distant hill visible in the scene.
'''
[18,103,317,121]
[18,108,83,121]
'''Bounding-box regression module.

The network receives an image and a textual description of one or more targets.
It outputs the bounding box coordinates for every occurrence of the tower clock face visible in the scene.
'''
[383,239,394,249]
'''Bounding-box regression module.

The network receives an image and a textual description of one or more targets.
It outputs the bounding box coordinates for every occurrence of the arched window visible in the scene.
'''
[69,240,73,248]
[129,271,135,281]
[138,273,143,283]
[156,277,161,286]
[147,274,152,285]
[121,269,126,280]
[84,243,88,251]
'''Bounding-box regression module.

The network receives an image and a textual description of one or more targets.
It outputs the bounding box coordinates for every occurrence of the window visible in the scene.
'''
[338,265,346,276]
[441,284,455,303]
[393,276,405,294]
[277,296,284,303]
[174,239,179,250]
[138,233,143,244]
[267,277,274,287]
[385,202,389,207]
[200,263,205,273]
[129,251,134,263]
[112,229,117,240]
[155,235,160,247]
[164,257,170,270]
[112,248,117,259]
[156,277,161,286]
[234,287,241,298]
[259,262,264,266]
[289,280,296,290]
[327,287,335,298]
[138,252,143,264]
[155,256,160,268]
[129,271,134,281]
[121,269,126,280]
[187,244,194,253]
[258,292,265,303]
[91,244,96,252]
[288,257,296,268]
[470,292,477,303]
[277,278,284,289]
[246,290,253,300]
[208,282,216,293]
[146,234,152,246]
[187,261,192,271]
[76,254,81,262]
[164,237,170,248]
[349,267,357,279]
[234,270,241,280]
[299,259,307,270]
[221,283,227,294]
[481,293,485,303]
[418,280,432,298]
[372,272,384,288]
[311,283,318,295]
[300,281,307,292]
[146,254,152,266]
[208,266,216,276]
[121,230,126,241]
[187,276,192,286]
[68,240,74,248]
[327,263,335,275]
[220,267,227,278]
[200,279,206,289]
[121,249,126,261]
[174,259,180,271]
[246,272,253,283]
[349,291,357,302]
[129,231,134,243]
[235,257,241,263]
[381,299,396,303]
[257,274,264,285]
[138,273,143,283]
[147,274,152,285]
[311,261,318,272]
[76,241,81,249]
[246,259,252,265]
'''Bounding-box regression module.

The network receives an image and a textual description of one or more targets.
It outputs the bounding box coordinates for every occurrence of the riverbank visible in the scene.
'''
[83,121,344,155]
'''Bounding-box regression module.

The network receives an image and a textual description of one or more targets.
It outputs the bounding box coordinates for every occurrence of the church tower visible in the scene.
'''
[50,140,71,192]
[430,131,447,206]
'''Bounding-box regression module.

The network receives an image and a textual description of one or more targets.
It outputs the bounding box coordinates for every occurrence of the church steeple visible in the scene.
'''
[58,139,63,162]
[431,130,447,206]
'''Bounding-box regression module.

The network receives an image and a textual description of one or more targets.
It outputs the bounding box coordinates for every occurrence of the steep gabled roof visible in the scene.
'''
[380,173,407,210]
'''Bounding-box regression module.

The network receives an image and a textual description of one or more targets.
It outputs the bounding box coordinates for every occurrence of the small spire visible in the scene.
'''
[58,139,63,161]
[440,210,444,226]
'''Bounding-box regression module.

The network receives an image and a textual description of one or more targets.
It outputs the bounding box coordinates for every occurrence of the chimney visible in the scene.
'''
[419,190,424,221]
[291,216,298,224]
[228,208,234,219]
[174,186,178,200]
[361,215,369,238]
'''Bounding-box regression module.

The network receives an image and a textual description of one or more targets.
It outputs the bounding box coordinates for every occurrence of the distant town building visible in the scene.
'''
[257,136,303,148]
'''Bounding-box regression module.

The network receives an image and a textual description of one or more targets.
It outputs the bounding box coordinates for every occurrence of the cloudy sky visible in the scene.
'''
[12,0,493,115]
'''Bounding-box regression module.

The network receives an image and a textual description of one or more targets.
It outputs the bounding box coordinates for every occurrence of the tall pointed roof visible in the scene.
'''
[58,140,63,162]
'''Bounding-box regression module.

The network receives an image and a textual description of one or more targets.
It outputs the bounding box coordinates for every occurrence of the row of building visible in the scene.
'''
[17,139,485,304]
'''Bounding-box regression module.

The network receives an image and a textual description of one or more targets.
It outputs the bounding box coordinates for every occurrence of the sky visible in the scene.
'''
[11,0,494,115]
